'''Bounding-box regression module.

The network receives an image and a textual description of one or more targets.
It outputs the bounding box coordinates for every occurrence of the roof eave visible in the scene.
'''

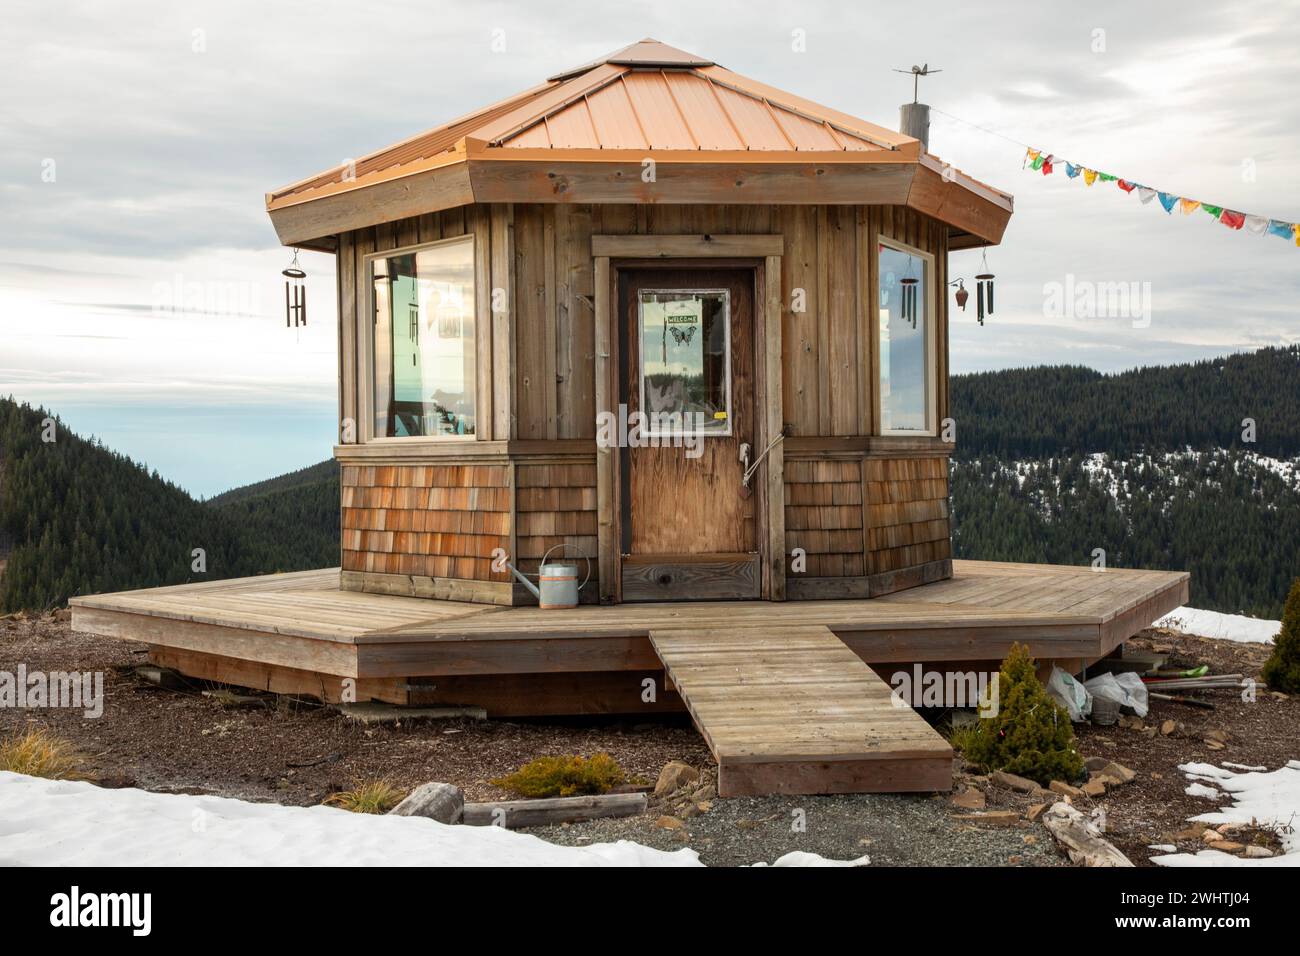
[267,142,1012,249]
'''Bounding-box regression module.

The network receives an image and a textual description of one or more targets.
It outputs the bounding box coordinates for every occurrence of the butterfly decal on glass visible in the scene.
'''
[668,325,697,346]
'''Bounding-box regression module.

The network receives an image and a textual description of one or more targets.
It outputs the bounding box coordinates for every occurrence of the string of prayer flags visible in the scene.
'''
[1023,146,1297,249]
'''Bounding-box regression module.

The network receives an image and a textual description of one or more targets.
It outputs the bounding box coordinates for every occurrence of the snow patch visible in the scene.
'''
[0,773,864,868]
[1155,606,1280,645]
[1153,762,1300,868]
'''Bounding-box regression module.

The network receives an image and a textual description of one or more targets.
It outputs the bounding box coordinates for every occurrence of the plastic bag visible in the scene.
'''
[1085,671,1149,718]
[1047,666,1091,722]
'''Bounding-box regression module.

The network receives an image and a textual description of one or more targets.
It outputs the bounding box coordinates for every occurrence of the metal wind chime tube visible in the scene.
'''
[282,249,307,327]
[974,249,995,326]
[900,263,919,328]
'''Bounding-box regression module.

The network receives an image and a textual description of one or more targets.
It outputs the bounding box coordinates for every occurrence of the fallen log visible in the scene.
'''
[1041,801,1133,867]
[462,792,647,829]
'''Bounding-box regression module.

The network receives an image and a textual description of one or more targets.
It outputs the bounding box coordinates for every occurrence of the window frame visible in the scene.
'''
[875,235,938,438]
[636,287,734,439]
[361,233,478,444]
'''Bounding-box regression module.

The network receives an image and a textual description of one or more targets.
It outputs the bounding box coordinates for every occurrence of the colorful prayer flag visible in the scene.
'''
[1137,187,1157,204]
[1244,215,1269,235]
[1201,203,1224,219]
[1180,198,1201,215]
[1219,210,1245,230]
[1083,168,1097,186]
[1066,162,1080,178]
[1117,179,1137,193]
[1268,219,1293,239]
[1158,192,1179,213]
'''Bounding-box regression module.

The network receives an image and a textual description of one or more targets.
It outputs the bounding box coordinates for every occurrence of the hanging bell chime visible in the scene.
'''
[974,251,995,326]
[953,278,969,312]
[282,249,307,327]
[899,276,919,328]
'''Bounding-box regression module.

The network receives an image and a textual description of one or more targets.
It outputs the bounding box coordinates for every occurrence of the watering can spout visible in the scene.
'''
[506,562,541,600]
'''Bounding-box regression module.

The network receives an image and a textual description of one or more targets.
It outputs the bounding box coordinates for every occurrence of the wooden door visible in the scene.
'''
[618,267,760,601]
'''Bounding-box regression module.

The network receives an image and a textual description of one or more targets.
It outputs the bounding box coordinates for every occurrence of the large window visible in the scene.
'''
[370,236,476,439]
[638,289,731,436]
[877,240,935,435]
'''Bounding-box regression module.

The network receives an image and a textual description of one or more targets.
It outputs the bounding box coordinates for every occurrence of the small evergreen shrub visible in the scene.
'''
[0,729,85,779]
[323,779,405,814]
[492,753,624,798]
[1262,578,1300,694]
[951,643,1084,786]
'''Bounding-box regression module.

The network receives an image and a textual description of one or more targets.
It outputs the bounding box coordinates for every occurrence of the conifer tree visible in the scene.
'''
[1261,578,1300,694]
[954,643,1084,786]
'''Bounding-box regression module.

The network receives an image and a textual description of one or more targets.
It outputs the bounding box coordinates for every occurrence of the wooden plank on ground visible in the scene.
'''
[649,624,952,797]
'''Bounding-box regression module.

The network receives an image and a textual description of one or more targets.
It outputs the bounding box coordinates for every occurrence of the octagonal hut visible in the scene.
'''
[73,40,1189,796]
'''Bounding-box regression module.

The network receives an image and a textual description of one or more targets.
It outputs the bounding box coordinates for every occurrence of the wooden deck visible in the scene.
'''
[651,626,952,796]
[70,559,1187,795]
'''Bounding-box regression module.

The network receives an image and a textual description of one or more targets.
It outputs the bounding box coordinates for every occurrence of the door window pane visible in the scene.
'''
[371,237,475,438]
[878,243,931,433]
[638,289,731,436]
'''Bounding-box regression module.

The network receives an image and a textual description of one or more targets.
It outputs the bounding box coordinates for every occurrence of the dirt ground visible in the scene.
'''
[1,616,1294,866]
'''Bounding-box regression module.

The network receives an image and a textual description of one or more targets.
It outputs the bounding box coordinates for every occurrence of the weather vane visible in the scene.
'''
[892,64,942,104]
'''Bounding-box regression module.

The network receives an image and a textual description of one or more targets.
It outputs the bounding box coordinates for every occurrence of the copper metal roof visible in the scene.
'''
[265,39,1014,250]
[269,39,912,206]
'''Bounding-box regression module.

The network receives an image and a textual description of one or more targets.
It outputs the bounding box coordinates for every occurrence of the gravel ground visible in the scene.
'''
[529,789,1064,866]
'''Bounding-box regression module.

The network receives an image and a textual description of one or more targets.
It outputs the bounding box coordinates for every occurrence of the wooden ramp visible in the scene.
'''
[649,625,953,797]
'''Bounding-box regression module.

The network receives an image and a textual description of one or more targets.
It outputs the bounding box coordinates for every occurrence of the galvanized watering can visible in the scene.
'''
[507,543,592,609]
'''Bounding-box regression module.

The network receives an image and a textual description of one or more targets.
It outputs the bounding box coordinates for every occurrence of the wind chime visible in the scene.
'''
[899,264,920,328]
[949,278,969,312]
[408,300,420,365]
[974,249,996,326]
[282,249,307,328]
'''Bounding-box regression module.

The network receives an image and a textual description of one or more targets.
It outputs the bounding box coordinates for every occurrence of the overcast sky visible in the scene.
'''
[3,0,1298,495]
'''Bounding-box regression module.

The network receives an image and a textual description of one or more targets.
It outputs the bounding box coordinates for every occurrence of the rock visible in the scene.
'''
[1243,846,1273,858]
[1207,840,1244,853]
[1271,691,1289,701]
[959,811,1020,827]
[1141,727,1158,738]
[54,608,72,622]
[388,782,464,824]
[1082,778,1107,798]
[692,785,717,803]
[990,770,1040,793]
[654,761,700,797]
[1118,714,1144,730]
[1160,719,1177,736]
[1205,739,1225,751]
[696,801,713,813]
[1026,803,1050,823]
[1022,834,1038,846]
[1049,780,1085,800]
[1204,729,1231,743]
[1201,829,1223,844]
[1172,823,1207,840]
[1216,822,1243,835]
[1084,756,1111,772]
[950,789,986,810]
[1148,844,1177,853]
[1099,761,1136,784]
[655,815,685,830]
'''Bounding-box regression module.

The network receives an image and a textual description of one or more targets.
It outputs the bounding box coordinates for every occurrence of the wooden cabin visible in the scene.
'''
[265,38,1013,608]
[72,41,1189,797]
